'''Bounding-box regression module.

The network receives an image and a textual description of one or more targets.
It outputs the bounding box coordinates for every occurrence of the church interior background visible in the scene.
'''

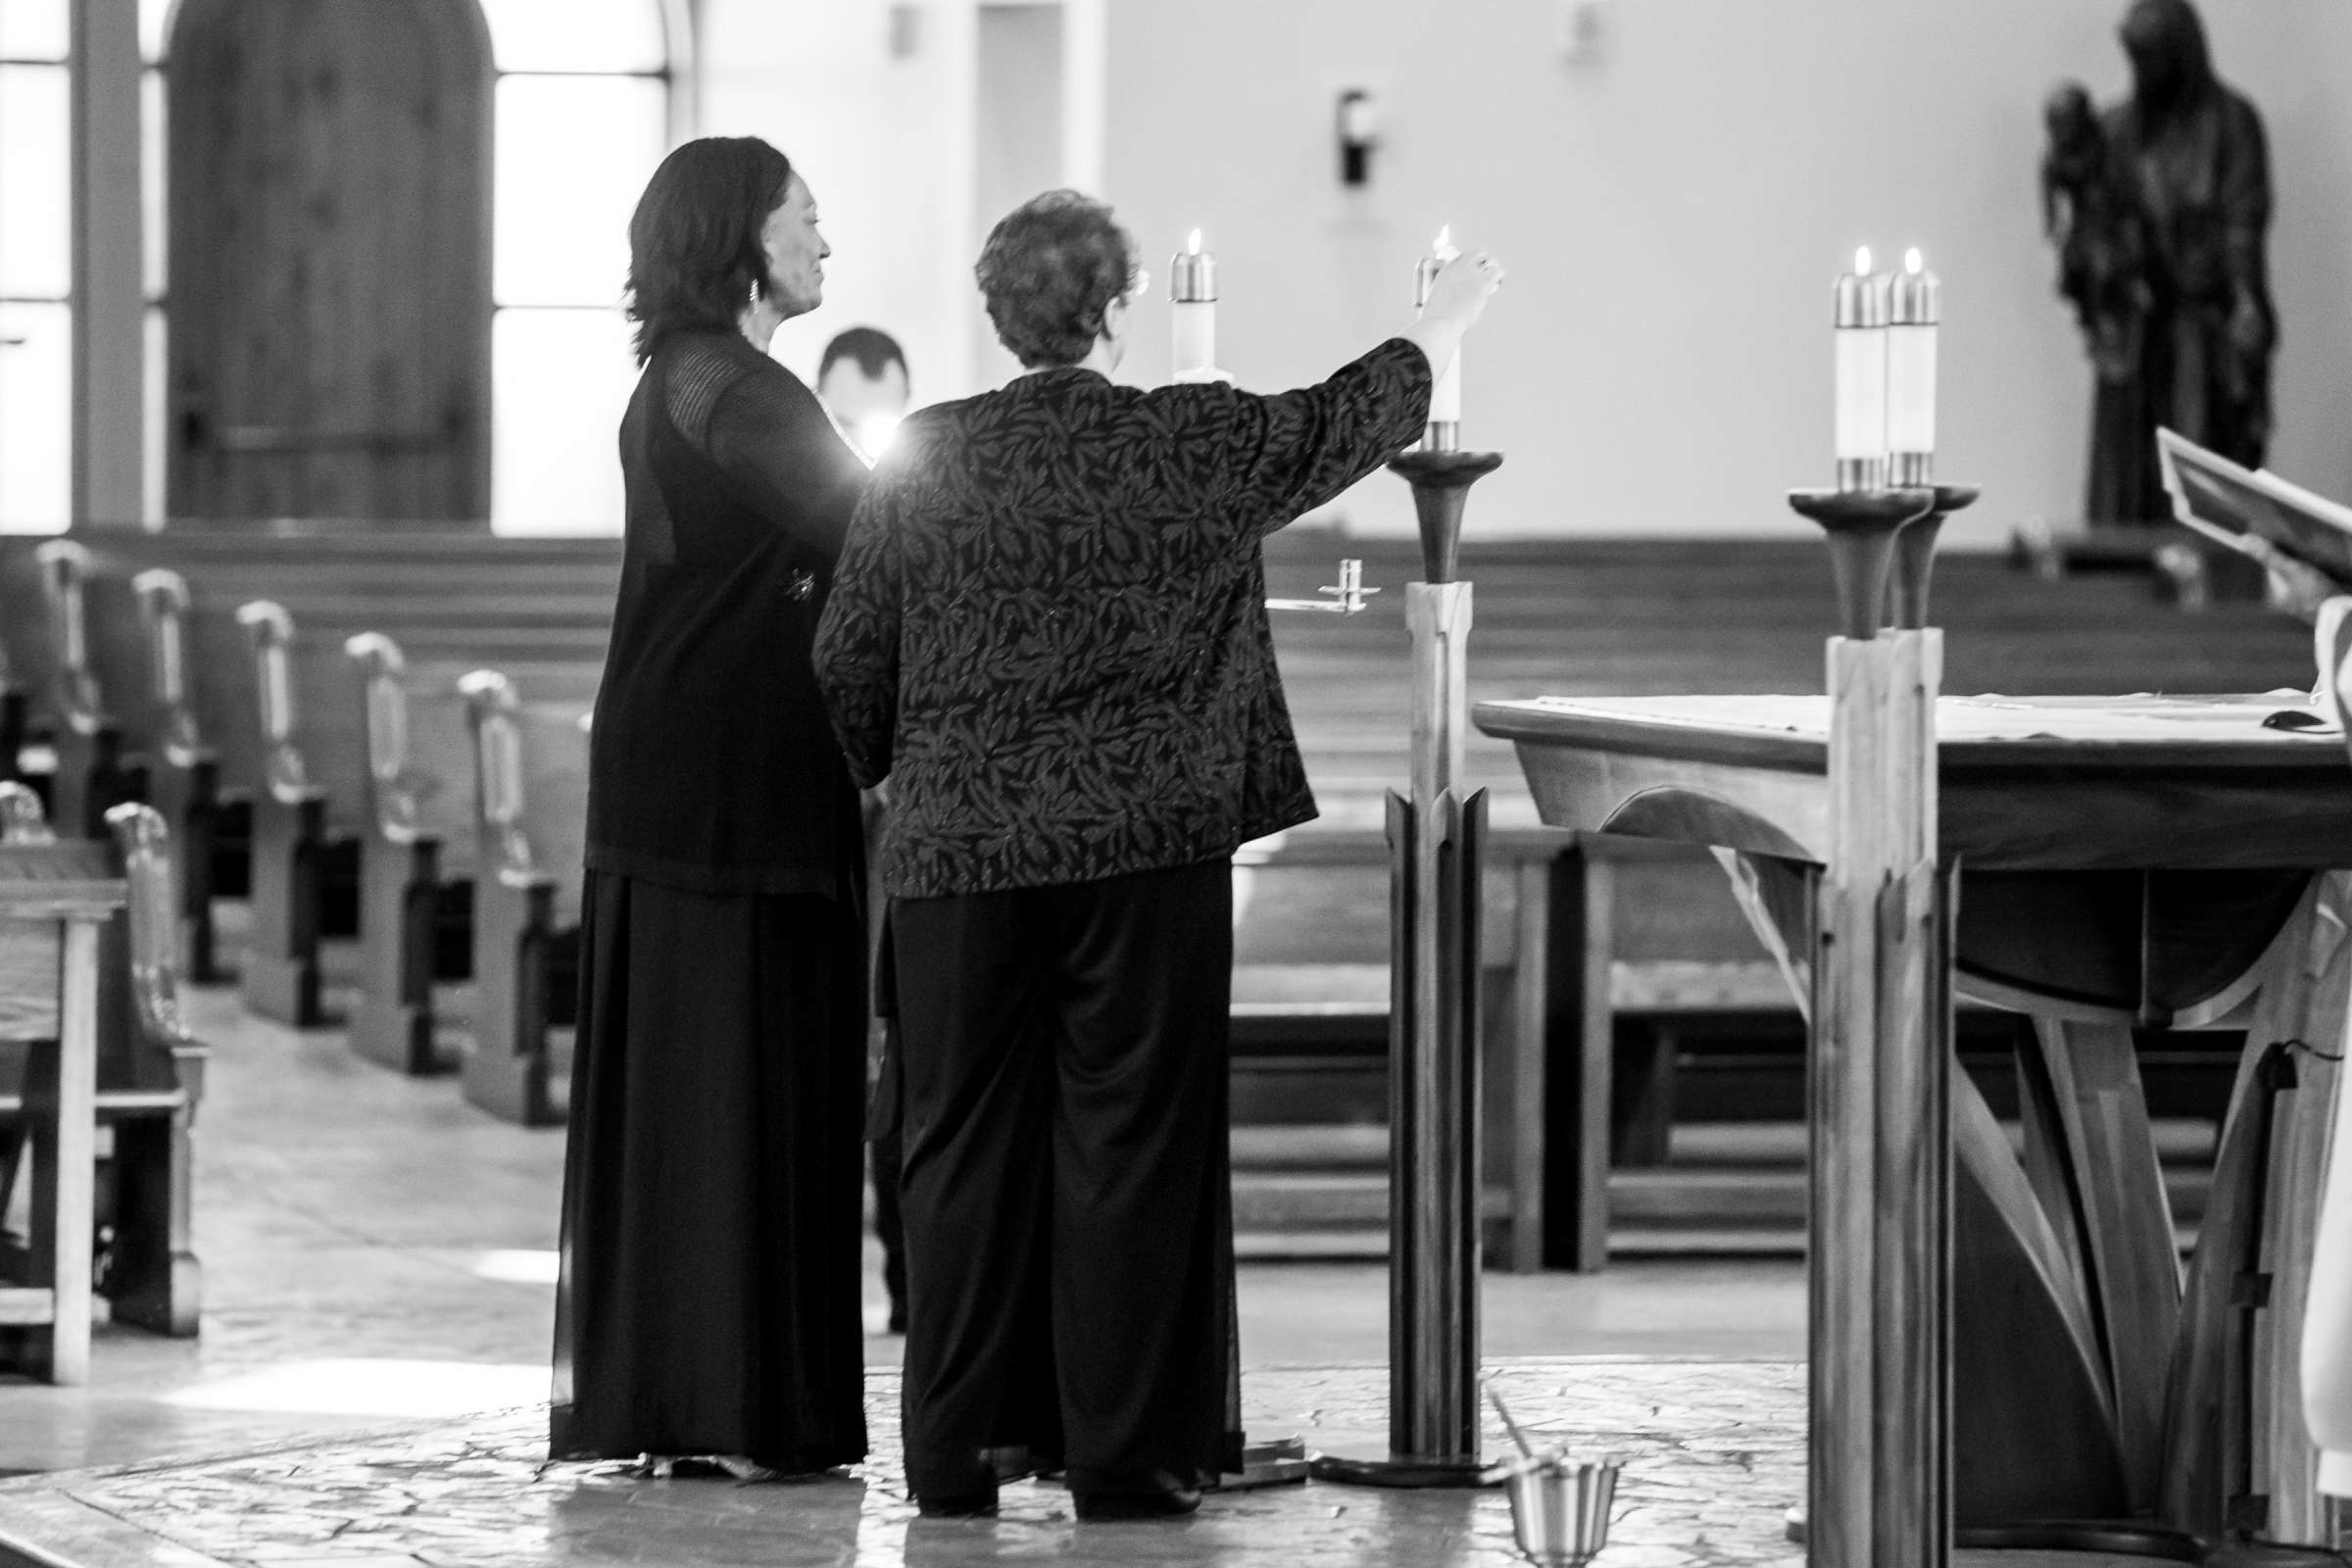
[4,2,2352,1565]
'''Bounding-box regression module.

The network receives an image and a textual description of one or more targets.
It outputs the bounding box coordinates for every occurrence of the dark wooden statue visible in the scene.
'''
[2043,0,2276,525]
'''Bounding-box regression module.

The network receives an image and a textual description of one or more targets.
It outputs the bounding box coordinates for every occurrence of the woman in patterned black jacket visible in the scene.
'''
[813,189,1500,1519]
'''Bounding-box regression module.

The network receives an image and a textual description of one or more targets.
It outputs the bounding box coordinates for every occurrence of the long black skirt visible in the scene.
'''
[550,869,868,1470]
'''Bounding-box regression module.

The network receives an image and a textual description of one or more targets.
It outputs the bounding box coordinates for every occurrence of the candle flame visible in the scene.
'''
[1187,227,1201,255]
[1854,245,1873,276]
[1434,223,1458,261]
[1904,246,1924,274]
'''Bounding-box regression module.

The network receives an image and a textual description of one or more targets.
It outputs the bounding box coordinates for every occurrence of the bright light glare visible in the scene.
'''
[857,414,902,461]
[470,1249,561,1285]
[161,1360,550,1417]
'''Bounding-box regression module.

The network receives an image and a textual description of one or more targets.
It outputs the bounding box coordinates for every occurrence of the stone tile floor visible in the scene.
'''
[2,1358,1806,1568]
[0,938,1841,1567]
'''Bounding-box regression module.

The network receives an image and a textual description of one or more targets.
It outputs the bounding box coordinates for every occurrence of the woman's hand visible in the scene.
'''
[1421,250,1504,330]
[1399,248,1503,381]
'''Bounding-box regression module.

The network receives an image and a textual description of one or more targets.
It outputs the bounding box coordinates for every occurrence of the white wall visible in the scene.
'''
[693,0,2352,546]
[1094,0,2352,544]
[697,0,979,408]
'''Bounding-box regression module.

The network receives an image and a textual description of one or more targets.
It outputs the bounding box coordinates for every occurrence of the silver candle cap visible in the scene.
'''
[1171,239,1216,303]
[1833,261,1889,328]
[1888,252,1940,325]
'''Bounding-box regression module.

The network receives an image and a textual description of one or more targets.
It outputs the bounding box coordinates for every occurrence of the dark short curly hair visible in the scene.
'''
[975,190,1138,369]
[625,136,794,364]
[820,325,908,384]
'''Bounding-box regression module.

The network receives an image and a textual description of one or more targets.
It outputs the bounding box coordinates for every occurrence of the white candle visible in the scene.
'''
[1833,245,1889,491]
[1416,225,1463,437]
[1886,247,1939,484]
[1170,228,1217,382]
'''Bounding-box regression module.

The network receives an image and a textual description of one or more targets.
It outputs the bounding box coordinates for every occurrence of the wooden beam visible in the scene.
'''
[70,0,145,527]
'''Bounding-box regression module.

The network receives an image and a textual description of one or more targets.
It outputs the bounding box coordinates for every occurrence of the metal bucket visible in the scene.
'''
[1505,1454,1621,1567]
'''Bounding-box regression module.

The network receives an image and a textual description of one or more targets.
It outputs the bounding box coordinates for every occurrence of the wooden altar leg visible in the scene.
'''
[2018,1017,2181,1511]
[2249,875,2351,1548]
[1949,1063,2132,1524]
[1810,636,1892,1568]
[2163,873,2352,1546]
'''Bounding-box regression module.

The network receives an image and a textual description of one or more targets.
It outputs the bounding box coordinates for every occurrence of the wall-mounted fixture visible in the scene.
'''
[1556,0,1613,65]
[1336,87,1380,188]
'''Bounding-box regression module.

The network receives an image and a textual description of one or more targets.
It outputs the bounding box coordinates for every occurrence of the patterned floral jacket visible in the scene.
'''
[812,337,1430,899]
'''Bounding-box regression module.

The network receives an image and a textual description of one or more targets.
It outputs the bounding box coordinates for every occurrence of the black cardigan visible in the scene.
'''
[812,337,1431,900]
[586,329,870,897]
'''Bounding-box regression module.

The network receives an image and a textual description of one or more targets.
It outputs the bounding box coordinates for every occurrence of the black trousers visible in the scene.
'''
[892,859,1242,1499]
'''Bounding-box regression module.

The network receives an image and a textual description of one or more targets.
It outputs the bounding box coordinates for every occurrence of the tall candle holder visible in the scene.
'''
[1782,480,1975,1568]
[1311,445,1502,1490]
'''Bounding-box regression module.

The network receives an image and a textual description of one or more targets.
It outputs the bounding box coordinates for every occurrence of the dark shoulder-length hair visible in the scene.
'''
[625,136,794,364]
[975,190,1137,369]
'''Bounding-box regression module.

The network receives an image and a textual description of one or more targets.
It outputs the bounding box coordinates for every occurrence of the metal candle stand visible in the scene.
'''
[1310,444,1505,1489]
[1781,480,1976,1568]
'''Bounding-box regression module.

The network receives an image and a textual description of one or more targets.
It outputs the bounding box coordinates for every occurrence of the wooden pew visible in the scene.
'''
[1259,538,2311,1269]
[1227,815,1573,1269]
[458,669,591,1126]
[0,531,621,1017]
[230,601,344,1025]
[92,800,209,1334]
[231,599,610,1029]
[24,542,137,839]
[343,633,600,1075]
[128,570,228,982]
[0,629,26,789]
[0,789,203,1362]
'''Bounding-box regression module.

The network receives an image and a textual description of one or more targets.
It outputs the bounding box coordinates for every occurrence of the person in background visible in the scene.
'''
[817,324,915,1337]
[553,135,871,1479]
[2049,0,2275,525]
[813,188,1500,1519]
[818,326,911,465]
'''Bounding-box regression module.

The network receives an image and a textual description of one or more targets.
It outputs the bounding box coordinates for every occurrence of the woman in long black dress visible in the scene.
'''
[551,136,871,1476]
[814,190,1499,1517]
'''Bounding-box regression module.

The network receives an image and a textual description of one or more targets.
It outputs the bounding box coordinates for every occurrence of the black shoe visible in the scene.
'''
[1073,1486,1201,1521]
[915,1490,998,1518]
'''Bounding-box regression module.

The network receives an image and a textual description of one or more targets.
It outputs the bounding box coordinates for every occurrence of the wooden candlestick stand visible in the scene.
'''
[1781,482,1975,1568]
[1311,446,1504,1489]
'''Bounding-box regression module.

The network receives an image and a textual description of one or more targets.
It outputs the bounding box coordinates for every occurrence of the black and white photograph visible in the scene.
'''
[3,2,2352,1564]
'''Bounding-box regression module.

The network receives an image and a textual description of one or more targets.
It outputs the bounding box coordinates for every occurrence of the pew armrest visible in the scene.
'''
[131,569,215,770]
[343,632,436,848]
[235,601,320,804]
[105,803,209,1110]
[33,539,109,737]
[458,669,554,890]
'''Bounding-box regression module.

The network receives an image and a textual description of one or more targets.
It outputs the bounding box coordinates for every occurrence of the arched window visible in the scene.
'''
[84,0,682,533]
[477,0,681,533]
[0,3,73,530]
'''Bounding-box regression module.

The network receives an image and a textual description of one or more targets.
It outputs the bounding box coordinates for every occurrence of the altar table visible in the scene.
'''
[0,844,122,1386]
[1476,690,2352,1555]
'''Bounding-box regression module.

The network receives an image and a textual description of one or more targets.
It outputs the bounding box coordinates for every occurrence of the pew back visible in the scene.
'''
[460,669,592,915]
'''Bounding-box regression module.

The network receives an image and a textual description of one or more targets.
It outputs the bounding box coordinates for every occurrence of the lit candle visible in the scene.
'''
[1415,224,1463,450]
[1886,247,1939,485]
[1832,245,1890,492]
[1170,228,1217,382]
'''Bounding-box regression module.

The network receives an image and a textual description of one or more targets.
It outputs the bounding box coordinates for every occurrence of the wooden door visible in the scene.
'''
[167,0,492,525]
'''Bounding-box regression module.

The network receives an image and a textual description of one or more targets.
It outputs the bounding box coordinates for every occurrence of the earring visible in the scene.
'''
[749,277,762,307]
